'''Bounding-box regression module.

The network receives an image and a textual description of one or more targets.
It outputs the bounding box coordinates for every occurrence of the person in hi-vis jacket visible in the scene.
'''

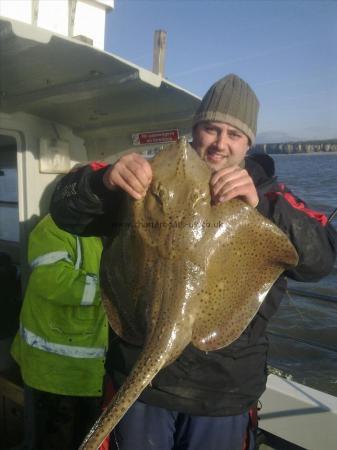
[11,214,107,450]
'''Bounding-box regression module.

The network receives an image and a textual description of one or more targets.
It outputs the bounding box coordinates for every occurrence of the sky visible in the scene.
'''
[105,0,337,142]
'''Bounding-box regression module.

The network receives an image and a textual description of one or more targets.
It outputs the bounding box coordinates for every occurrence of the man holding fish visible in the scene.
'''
[51,74,336,450]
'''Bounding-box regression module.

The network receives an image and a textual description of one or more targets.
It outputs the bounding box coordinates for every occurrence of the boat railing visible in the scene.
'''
[267,287,337,353]
[267,330,337,353]
[286,287,337,304]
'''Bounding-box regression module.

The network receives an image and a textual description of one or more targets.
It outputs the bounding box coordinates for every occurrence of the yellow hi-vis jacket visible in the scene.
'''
[11,214,107,396]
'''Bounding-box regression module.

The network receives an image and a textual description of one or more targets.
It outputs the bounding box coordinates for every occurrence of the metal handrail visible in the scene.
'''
[267,288,337,354]
[267,330,337,353]
[287,288,337,304]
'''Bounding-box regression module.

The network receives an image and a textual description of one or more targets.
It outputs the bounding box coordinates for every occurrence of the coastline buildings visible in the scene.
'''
[253,139,337,154]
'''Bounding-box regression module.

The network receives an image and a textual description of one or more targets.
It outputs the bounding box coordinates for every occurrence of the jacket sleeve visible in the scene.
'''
[50,163,125,237]
[256,182,337,282]
[27,219,102,307]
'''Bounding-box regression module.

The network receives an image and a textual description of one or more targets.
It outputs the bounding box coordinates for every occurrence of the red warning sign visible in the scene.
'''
[132,129,179,145]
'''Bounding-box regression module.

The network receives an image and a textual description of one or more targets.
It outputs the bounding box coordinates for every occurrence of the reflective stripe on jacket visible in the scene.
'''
[11,214,107,396]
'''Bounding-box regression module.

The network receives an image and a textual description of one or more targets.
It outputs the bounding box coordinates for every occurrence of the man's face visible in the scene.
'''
[191,121,250,172]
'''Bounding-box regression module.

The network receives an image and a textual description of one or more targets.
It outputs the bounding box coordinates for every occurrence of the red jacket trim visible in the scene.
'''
[265,183,328,226]
[90,162,109,171]
[98,375,116,450]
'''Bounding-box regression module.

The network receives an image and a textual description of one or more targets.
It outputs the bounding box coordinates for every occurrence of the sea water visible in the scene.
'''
[264,153,337,396]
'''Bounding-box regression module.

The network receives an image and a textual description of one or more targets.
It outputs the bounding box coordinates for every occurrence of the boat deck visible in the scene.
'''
[258,430,306,450]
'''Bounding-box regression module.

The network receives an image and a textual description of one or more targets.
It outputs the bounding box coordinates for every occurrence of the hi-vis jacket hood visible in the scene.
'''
[11,214,107,396]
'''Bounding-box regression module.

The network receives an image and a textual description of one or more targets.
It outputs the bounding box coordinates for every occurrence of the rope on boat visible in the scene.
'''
[328,206,337,223]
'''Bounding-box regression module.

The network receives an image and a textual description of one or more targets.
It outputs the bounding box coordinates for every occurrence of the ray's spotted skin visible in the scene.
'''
[79,138,298,449]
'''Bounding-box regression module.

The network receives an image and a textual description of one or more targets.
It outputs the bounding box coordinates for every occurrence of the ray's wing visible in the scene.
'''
[191,200,298,351]
[100,225,149,345]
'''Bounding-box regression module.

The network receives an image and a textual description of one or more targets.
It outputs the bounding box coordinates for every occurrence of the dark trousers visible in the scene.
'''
[109,400,255,450]
[29,388,101,450]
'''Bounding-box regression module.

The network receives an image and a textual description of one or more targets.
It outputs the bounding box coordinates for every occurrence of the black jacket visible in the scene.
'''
[50,155,336,416]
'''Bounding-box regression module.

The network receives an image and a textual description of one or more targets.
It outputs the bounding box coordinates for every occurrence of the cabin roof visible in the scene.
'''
[0,17,200,148]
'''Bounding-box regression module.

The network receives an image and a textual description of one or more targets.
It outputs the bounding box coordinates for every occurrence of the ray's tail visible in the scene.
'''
[78,351,165,449]
[79,324,190,450]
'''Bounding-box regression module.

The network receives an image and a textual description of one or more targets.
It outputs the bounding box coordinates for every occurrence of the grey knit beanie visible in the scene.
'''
[192,74,259,144]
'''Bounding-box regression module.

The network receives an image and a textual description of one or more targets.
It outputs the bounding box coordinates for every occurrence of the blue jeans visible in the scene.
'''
[110,400,255,450]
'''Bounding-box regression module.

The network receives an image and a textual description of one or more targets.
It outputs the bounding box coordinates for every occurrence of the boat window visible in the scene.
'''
[0,135,19,243]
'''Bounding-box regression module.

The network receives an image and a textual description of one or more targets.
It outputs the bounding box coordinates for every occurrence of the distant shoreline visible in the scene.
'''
[253,140,337,155]
[269,152,337,156]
